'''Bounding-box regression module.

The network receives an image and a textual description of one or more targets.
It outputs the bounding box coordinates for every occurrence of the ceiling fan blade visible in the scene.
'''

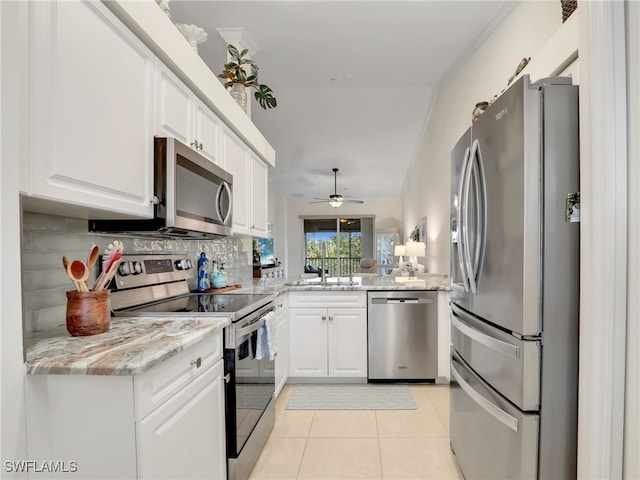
[313,197,330,201]
[343,199,364,204]
[310,199,330,204]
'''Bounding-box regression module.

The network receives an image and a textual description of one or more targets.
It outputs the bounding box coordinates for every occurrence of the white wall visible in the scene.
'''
[624,1,639,477]
[1,1,28,472]
[402,1,563,274]
[283,199,402,277]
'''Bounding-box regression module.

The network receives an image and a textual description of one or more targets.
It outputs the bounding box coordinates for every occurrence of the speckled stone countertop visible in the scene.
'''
[24,316,230,376]
[232,274,450,296]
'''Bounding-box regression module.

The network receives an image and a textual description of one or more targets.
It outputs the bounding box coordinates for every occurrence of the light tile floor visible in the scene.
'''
[249,384,464,480]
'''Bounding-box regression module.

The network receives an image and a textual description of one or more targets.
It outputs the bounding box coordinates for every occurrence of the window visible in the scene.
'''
[302,217,374,276]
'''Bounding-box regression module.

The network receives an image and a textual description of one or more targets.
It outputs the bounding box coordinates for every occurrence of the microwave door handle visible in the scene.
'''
[457,147,471,292]
[216,181,233,225]
[462,142,476,294]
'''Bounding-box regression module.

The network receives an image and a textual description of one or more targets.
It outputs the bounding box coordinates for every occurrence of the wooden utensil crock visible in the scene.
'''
[66,290,110,336]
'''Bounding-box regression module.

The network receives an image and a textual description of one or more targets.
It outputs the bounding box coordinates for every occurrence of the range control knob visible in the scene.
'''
[118,262,131,276]
[175,259,189,270]
[186,259,193,270]
[131,261,143,275]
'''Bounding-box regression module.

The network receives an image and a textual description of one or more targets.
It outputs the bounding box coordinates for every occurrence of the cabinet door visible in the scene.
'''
[193,99,221,164]
[328,308,368,377]
[28,0,154,216]
[222,129,251,235]
[156,65,191,145]
[274,310,289,397]
[289,308,328,377]
[136,359,226,480]
[249,153,269,237]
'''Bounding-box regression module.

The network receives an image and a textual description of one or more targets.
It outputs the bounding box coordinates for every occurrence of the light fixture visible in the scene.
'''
[394,245,405,264]
[328,195,343,208]
[404,241,426,270]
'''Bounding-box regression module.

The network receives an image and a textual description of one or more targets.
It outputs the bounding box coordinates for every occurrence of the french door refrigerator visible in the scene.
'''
[449,75,580,479]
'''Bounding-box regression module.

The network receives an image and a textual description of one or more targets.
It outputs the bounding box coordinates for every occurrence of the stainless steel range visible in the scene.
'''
[109,254,275,480]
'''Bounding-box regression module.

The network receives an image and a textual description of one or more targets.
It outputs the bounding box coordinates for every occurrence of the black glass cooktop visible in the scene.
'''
[116,293,272,321]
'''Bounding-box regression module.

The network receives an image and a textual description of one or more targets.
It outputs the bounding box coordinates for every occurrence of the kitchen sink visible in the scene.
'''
[285,277,361,287]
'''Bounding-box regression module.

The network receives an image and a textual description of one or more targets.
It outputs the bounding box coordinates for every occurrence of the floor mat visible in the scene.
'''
[286,384,417,410]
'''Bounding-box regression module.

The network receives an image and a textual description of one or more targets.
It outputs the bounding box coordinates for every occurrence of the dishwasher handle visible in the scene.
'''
[370,297,433,304]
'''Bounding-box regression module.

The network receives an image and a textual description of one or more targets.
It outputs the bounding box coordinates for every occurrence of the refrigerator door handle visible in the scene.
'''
[471,139,487,290]
[462,142,477,293]
[451,312,520,359]
[457,147,471,292]
[451,359,519,432]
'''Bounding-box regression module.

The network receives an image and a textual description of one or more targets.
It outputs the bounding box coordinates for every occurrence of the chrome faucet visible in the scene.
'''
[321,240,327,282]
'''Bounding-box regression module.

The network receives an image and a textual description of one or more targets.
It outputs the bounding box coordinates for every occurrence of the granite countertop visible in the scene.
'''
[234,274,450,296]
[24,316,230,376]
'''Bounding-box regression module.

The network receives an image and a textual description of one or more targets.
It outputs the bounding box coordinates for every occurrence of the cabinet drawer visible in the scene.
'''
[134,332,222,420]
[274,292,288,316]
[289,291,366,308]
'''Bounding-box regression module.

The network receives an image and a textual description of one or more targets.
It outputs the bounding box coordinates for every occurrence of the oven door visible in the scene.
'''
[224,312,275,460]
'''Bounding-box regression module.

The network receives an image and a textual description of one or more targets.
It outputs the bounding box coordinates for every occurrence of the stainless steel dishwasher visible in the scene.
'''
[367,290,438,381]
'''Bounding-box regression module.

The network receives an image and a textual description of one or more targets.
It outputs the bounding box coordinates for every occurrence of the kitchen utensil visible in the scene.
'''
[67,260,89,292]
[94,254,122,291]
[93,241,124,290]
[62,255,82,291]
[87,244,100,271]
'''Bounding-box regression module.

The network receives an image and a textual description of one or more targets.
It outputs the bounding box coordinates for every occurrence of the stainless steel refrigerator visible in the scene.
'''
[449,75,580,479]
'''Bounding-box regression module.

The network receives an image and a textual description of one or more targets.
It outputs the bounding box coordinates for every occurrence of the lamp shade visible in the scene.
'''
[404,241,426,258]
[329,198,343,208]
[394,245,405,256]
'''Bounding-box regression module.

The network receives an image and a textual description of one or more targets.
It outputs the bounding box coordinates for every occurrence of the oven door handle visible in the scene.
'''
[236,318,265,338]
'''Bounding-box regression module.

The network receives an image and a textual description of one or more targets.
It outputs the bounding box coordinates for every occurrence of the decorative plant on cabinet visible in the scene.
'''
[217,44,277,110]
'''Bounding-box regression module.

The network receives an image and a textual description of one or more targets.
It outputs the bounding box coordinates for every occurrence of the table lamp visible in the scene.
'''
[404,241,426,271]
[394,245,405,265]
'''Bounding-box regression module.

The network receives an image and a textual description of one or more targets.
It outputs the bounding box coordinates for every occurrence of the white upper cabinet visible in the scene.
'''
[222,127,269,237]
[26,0,155,217]
[250,152,269,237]
[155,65,221,164]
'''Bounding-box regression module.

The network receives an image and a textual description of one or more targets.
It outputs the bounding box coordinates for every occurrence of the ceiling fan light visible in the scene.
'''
[329,199,343,208]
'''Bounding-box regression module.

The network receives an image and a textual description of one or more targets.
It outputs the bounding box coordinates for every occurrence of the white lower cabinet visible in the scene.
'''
[289,292,367,379]
[274,294,289,396]
[136,359,226,479]
[25,334,226,479]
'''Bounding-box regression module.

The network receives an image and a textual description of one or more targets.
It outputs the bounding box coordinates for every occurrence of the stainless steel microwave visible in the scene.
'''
[89,137,233,238]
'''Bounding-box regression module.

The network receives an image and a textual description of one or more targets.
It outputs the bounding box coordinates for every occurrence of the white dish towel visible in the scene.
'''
[255,311,277,361]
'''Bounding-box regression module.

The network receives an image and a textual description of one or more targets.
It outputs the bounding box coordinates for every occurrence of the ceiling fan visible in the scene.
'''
[311,168,364,208]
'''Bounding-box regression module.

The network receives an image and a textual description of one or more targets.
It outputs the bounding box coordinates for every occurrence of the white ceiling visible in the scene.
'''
[168,0,518,204]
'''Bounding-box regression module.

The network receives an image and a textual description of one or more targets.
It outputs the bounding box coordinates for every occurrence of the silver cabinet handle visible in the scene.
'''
[224,373,231,383]
[328,315,333,321]
[191,357,202,368]
[321,315,327,320]
[451,359,519,432]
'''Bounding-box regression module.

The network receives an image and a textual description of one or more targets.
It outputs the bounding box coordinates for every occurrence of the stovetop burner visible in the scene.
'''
[108,254,272,321]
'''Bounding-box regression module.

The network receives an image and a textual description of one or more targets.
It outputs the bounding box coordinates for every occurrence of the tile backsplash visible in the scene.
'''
[22,212,253,333]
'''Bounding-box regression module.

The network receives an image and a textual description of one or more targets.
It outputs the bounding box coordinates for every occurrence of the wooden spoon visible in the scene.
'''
[62,255,81,291]
[67,260,89,292]
[87,244,100,271]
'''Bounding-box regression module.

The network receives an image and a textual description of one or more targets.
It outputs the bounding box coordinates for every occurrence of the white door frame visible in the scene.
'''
[577,2,628,478]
